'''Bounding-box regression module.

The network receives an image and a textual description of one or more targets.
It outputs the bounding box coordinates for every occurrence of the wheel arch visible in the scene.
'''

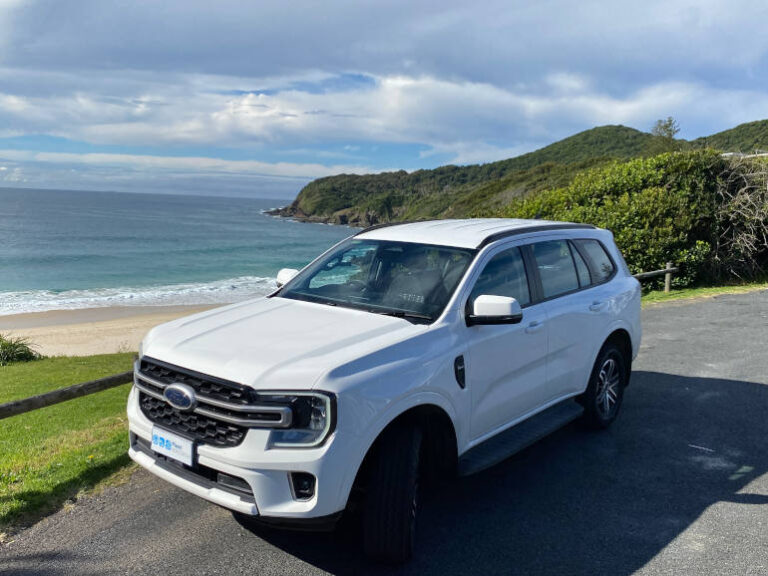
[603,328,633,384]
[343,402,458,511]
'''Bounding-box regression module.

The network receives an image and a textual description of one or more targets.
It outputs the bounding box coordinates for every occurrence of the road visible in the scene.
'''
[3,290,768,575]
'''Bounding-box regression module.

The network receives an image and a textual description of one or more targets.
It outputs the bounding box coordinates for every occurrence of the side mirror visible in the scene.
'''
[276,268,299,288]
[467,295,523,326]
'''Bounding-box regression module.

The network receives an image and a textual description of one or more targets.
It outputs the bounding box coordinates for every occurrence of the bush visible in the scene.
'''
[673,240,712,287]
[713,156,768,279]
[497,150,760,286]
[0,334,41,366]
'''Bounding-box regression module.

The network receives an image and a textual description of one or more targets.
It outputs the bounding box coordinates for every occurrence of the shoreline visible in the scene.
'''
[264,205,372,227]
[0,304,220,357]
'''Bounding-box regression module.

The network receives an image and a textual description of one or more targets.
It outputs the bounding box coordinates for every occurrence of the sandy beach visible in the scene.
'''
[0,305,220,357]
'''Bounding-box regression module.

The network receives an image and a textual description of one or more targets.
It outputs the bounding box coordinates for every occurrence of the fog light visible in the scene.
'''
[290,472,316,500]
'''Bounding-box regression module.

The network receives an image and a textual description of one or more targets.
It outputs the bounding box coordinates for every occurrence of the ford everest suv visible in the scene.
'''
[128,219,641,563]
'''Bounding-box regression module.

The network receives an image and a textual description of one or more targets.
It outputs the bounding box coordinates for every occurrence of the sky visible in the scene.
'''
[1,0,768,199]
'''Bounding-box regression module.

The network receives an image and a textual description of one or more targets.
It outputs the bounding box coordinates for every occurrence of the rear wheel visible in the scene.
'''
[363,423,422,564]
[581,343,627,429]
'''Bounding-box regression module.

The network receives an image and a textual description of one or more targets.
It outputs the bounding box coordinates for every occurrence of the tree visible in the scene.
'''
[650,117,681,153]
[652,116,681,140]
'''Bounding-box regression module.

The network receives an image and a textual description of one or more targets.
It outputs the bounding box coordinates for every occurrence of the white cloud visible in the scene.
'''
[0,149,372,179]
[0,165,25,183]
[0,92,29,113]
[3,69,768,170]
[5,0,768,86]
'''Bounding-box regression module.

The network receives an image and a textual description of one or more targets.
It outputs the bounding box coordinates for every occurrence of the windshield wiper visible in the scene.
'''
[373,310,433,322]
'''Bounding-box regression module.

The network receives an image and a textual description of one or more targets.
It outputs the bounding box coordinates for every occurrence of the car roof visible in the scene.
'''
[355,218,595,249]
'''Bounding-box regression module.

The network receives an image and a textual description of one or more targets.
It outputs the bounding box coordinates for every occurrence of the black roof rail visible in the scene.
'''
[477,223,596,249]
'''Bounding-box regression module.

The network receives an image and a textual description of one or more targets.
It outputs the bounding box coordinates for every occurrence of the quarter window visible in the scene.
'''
[469,247,530,307]
[531,240,580,299]
[575,239,616,283]
[570,242,591,287]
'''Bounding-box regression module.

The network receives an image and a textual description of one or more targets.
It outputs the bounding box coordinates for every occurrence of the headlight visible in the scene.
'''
[264,392,335,448]
[137,340,144,359]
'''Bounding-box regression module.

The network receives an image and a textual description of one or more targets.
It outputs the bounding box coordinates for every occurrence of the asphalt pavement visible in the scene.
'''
[2,290,768,575]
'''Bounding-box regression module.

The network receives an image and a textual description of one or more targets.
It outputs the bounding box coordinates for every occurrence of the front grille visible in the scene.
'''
[139,358,254,404]
[139,392,246,447]
[135,357,292,448]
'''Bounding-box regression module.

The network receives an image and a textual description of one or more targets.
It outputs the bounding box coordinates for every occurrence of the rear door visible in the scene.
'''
[463,244,550,441]
[530,237,617,398]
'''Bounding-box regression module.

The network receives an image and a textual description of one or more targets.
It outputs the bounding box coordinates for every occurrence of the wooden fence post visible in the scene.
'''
[664,262,673,293]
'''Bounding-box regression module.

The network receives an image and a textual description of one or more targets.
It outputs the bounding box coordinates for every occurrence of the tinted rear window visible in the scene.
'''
[575,239,615,283]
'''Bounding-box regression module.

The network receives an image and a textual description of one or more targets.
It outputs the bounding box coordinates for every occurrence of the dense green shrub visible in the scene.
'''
[498,151,738,285]
[674,240,712,287]
[0,334,41,366]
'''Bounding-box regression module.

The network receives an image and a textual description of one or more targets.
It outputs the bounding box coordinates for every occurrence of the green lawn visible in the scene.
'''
[642,280,768,305]
[0,353,135,536]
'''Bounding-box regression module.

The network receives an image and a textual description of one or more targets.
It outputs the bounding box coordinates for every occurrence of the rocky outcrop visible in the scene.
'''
[265,203,383,227]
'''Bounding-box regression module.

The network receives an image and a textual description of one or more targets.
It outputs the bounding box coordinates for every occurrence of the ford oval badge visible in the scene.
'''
[163,383,197,412]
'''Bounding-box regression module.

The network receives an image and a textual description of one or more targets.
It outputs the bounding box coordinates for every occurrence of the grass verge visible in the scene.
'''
[0,353,135,536]
[642,280,768,306]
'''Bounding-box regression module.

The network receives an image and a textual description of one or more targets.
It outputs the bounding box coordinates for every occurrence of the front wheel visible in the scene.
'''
[581,343,627,429]
[363,423,422,564]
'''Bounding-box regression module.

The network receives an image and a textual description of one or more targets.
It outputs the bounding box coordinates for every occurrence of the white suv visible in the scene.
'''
[127,218,641,563]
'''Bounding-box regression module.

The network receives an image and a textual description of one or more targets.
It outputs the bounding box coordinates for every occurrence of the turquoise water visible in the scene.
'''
[0,188,354,315]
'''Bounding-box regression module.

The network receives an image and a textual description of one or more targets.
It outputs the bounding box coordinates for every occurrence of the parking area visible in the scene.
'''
[2,290,768,576]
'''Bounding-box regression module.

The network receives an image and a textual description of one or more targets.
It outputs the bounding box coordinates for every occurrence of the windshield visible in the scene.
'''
[276,238,476,323]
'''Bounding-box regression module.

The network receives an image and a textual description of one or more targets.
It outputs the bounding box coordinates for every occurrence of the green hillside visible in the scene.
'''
[691,120,768,152]
[270,120,768,226]
[500,124,660,167]
[271,125,662,225]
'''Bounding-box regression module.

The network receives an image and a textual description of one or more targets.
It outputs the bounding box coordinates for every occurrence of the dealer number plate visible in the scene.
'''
[151,426,194,466]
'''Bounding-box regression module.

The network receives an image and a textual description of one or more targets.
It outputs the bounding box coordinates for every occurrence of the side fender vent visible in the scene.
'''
[454,355,466,389]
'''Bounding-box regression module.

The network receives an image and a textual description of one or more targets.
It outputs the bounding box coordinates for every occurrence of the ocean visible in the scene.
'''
[0,187,354,316]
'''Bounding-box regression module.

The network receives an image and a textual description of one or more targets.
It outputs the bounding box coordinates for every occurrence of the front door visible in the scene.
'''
[464,245,550,442]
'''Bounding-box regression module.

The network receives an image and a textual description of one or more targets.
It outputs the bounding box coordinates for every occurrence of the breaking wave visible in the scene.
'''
[0,275,276,316]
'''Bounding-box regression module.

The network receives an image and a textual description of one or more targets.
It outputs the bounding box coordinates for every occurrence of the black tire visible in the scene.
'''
[581,342,627,429]
[363,423,422,564]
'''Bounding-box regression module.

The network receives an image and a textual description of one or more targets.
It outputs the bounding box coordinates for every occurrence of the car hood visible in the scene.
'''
[142,296,424,391]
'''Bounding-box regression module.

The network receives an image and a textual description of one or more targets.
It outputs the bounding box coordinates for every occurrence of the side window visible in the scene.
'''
[569,242,591,287]
[575,239,616,283]
[531,240,579,299]
[469,247,530,307]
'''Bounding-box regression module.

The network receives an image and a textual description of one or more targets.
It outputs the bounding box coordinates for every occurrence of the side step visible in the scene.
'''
[458,400,584,476]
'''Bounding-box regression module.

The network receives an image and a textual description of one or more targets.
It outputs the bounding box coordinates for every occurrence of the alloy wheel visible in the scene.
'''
[595,356,620,419]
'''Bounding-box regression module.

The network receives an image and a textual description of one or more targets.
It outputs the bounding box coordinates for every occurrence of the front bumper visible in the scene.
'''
[126,386,354,520]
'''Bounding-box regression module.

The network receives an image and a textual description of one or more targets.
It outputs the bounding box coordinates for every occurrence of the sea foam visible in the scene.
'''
[0,275,276,316]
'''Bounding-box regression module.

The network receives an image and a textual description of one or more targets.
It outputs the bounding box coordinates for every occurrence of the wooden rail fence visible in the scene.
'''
[633,261,679,292]
[0,371,133,421]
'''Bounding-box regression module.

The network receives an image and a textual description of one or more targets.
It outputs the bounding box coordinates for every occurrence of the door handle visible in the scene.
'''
[589,301,607,312]
[525,320,544,334]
